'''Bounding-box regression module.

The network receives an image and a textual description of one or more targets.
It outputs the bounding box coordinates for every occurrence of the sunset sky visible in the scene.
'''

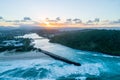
[0,0,120,27]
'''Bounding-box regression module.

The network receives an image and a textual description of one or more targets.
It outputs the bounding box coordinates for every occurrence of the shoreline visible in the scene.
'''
[50,30,120,56]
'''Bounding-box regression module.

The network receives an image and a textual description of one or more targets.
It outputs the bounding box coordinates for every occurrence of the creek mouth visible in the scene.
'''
[0,33,120,80]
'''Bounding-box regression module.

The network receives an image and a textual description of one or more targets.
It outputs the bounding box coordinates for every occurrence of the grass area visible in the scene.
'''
[50,30,120,56]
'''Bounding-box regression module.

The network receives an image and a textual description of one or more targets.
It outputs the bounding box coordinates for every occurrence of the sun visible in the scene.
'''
[45,22,50,26]
[40,21,64,28]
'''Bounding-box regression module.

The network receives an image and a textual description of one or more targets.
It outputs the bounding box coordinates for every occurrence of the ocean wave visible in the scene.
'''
[0,59,103,80]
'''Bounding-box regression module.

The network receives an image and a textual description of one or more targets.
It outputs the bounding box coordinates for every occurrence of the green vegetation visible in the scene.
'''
[50,30,120,56]
[0,38,35,52]
[0,28,59,53]
[0,32,35,52]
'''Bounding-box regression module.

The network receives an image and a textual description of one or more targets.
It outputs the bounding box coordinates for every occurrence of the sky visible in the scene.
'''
[0,0,120,21]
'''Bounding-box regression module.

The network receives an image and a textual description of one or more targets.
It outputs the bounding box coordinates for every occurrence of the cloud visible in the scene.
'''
[23,17,31,21]
[0,17,120,27]
[0,16,3,19]
[73,18,82,23]
[111,19,120,24]
[94,18,100,22]
[0,16,4,22]
[56,17,61,21]
[86,20,93,24]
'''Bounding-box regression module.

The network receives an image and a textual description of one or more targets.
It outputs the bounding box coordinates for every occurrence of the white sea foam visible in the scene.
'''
[0,59,103,80]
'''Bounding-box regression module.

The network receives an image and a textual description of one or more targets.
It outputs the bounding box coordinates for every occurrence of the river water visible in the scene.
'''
[0,33,120,80]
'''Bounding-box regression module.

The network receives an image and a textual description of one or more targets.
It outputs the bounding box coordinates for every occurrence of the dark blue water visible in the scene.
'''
[0,33,120,80]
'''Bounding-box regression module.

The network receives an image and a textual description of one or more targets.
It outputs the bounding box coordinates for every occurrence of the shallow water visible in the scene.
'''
[0,33,120,80]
